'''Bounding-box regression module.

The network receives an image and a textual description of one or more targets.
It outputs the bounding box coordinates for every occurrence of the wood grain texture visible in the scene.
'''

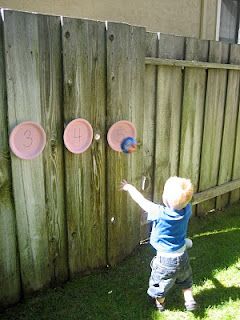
[154,34,184,202]
[179,38,209,214]
[145,57,240,71]
[216,44,240,209]
[230,46,240,203]
[2,9,240,307]
[107,22,145,265]
[141,32,158,239]
[38,16,68,284]
[0,13,20,307]
[4,11,51,293]
[198,41,229,214]
[62,18,107,276]
[193,178,240,205]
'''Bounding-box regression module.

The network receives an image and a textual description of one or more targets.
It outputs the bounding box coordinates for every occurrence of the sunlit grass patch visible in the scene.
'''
[212,261,240,288]
[192,227,240,239]
[205,300,240,320]
[1,203,240,320]
[152,309,197,320]
[194,279,215,295]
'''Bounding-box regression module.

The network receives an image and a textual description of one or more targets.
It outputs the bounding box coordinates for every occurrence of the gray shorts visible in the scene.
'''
[147,251,193,299]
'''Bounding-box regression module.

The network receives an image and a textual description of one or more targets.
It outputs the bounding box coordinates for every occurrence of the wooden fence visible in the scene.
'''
[1,10,240,308]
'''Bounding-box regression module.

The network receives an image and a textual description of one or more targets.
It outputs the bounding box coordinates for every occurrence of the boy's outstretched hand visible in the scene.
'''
[120,180,130,191]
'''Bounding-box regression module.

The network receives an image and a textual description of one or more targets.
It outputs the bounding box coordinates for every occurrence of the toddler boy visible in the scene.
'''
[121,176,197,312]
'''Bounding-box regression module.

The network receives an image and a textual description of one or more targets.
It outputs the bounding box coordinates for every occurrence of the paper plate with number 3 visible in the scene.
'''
[107,120,136,152]
[63,118,93,154]
[9,121,46,160]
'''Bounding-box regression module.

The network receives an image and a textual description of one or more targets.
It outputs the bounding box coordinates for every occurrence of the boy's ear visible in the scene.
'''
[162,193,168,207]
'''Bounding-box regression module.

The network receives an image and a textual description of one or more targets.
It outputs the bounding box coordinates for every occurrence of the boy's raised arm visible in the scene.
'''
[120,180,161,218]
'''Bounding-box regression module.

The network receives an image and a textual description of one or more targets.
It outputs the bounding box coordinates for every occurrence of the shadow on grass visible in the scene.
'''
[188,227,240,317]
[1,206,240,319]
[193,278,240,318]
[159,228,240,314]
[0,246,155,320]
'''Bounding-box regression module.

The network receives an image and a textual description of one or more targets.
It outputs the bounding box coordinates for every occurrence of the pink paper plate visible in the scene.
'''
[107,120,136,152]
[63,118,93,154]
[9,121,46,160]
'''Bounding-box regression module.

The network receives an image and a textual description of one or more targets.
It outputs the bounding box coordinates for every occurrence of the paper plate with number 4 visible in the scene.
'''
[63,118,93,154]
[9,121,46,160]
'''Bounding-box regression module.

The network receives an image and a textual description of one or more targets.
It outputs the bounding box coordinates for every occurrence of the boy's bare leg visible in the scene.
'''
[156,297,165,304]
[183,288,194,301]
[155,297,165,312]
[182,288,197,311]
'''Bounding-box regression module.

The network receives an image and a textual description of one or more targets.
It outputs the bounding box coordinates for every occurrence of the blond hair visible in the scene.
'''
[162,176,194,210]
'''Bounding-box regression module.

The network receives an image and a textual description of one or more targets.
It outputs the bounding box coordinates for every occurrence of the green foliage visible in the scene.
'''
[1,203,240,320]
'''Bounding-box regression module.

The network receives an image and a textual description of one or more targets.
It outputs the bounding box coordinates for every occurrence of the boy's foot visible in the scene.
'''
[185,300,198,311]
[155,299,165,312]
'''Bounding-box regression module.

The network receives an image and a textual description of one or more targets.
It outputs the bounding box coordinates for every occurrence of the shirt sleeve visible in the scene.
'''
[125,184,162,221]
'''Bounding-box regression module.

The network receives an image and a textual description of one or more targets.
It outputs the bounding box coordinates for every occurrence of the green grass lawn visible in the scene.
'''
[1,203,240,320]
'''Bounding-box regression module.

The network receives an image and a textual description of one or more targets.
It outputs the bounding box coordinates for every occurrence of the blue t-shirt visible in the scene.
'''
[147,203,192,253]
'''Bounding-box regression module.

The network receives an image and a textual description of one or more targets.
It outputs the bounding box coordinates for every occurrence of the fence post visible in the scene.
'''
[62,18,107,276]
[106,22,145,265]
[216,44,240,209]
[179,37,209,214]
[38,15,68,284]
[153,34,184,202]
[0,10,21,307]
[141,32,158,239]
[198,41,229,214]
[4,11,52,293]
[230,45,240,204]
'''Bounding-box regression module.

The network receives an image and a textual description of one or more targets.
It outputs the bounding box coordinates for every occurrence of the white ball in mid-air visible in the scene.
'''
[185,238,193,249]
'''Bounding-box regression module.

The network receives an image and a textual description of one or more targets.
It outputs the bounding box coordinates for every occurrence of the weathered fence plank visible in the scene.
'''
[107,22,145,265]
[198,41,229,214]
[0,12,21,307]
[143,32,158,199]
[216,44,240,209]
[62,18,107,276]
[193,178,240,205]
[231,112,240,202]
[230,47,240,204]
[141,32,158,239]
[145,57,240,71]
[179,38,208,213]
[38,16,68,284]
[4,11,51,293]
[154,34,184,202]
